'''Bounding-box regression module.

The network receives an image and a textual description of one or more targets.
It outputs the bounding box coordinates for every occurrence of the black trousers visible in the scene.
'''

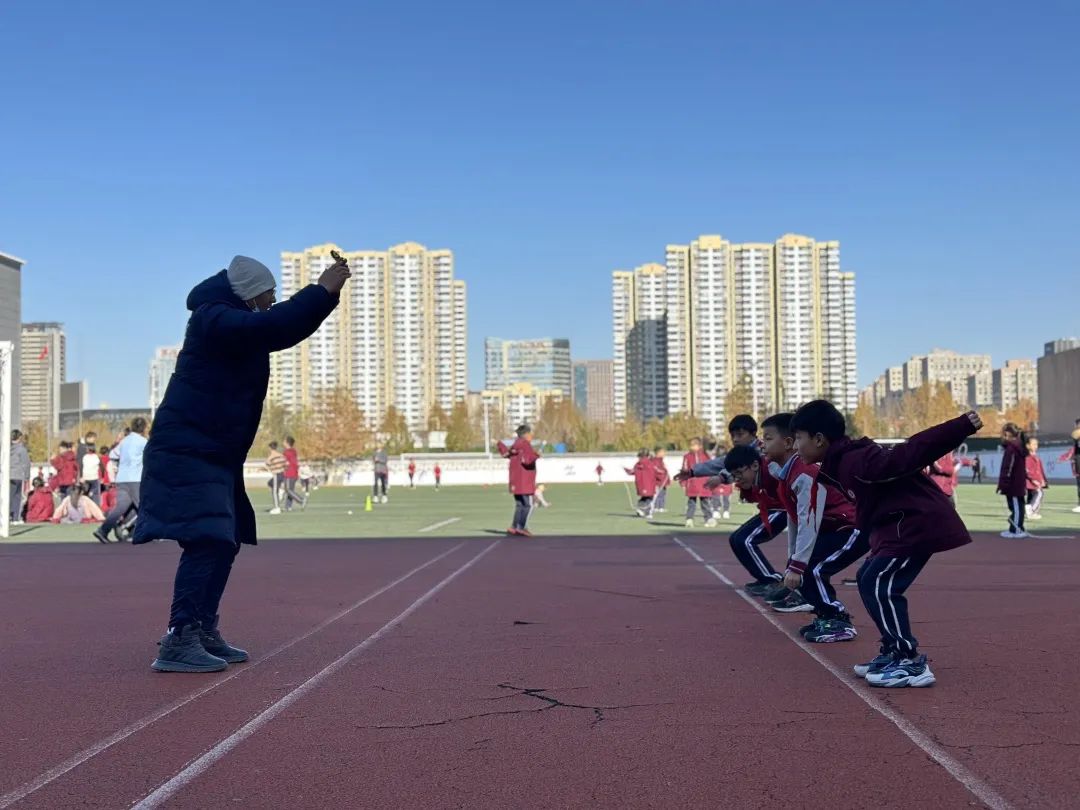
[729,511,786,583]
[169,540,241,630]
[798,527,869,618]
[373,473,388,497]
[1005,495,1025,533]
[857,553,931,656]
[102,482,140,535]
[512,494,534,529]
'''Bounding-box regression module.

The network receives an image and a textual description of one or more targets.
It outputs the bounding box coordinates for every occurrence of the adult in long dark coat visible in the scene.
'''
[135,254,350,672]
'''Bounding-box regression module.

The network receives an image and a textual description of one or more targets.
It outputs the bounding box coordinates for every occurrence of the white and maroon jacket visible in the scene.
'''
[770,454,856,575]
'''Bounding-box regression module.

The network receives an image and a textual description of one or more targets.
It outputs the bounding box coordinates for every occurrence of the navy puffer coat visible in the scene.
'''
[133,270,337,546]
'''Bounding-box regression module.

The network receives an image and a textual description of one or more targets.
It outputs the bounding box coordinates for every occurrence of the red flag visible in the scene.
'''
[37,345,48,360]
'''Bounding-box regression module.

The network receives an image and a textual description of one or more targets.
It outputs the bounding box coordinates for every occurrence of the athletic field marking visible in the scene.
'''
[0,542,466,810]
[418,517,461,533]
[622,482,638,510]
[672,536,1015,810]
[131,539,500,809]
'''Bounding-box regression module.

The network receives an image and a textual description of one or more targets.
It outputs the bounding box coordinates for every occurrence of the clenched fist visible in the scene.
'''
[318,259,351,295]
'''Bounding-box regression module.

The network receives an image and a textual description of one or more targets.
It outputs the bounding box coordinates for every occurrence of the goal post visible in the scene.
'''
[0,340,12,538]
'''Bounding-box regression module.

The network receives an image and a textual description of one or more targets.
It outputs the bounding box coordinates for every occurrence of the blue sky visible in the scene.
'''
[3,1,1077,407]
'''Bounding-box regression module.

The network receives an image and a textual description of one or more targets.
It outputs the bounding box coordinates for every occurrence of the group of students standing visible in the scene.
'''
[624,441,735,525]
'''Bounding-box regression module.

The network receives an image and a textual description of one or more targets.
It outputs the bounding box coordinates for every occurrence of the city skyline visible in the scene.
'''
[5,3,1078,409]
[614,233,856,433]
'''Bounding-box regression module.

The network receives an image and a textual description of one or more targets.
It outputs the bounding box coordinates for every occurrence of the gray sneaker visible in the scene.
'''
[152,624,228,673]
[200,626,249,663]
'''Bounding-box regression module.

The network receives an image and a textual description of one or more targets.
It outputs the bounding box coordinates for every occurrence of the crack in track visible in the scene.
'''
[361,684,670,730]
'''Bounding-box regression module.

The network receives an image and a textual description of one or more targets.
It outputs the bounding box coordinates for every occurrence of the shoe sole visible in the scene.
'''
[207,651,249,663]
[806,630,857,643]
[868,672,936,688]
[152,659,228,673]
[773,603,814,613]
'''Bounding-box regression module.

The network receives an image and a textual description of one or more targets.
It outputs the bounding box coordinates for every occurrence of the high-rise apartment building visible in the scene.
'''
[149,345,181,414]
[993,359,1038,411]
[572,359,614,425]
[613,234,856,431]
[0,251,24,426]
[19,322,65,435]
[484,338,571,394]
[271,242,467,429]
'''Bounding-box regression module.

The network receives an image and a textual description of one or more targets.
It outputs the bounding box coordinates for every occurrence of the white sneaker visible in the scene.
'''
[1073,506,1080,514]
[722,511,731,520]
[269,508,282,515]
[635,508,646,518]
[1000,530,1029,538]
[1029,513,1042,520]
[646,511,655,520]
[684,519,694,528]
[1025,505,1033,516]
[704,518,718,528]
[381,496,388,504]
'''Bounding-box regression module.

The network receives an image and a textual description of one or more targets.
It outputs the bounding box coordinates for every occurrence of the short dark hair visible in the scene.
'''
[790,400,846,441]
[516,424,531,437]
[723,444,761,473]
[131,417,148,434]
[285,435,295,446]
[653,445,664,452]
[637,448,649,458]
[11,429,22,442]
[728,414,758,435]
[761,412,794,437]
[32,476,44,488]
[60,440,72,449]
[85,431,97,439]
[269,441,279,450]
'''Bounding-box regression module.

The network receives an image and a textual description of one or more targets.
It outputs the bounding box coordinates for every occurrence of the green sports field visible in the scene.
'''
[6,481,1078,543]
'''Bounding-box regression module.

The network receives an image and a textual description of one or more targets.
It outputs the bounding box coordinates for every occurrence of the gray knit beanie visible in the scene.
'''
[227,256,276,301]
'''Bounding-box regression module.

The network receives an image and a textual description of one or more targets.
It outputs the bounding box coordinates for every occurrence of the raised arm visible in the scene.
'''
[854,413,979,484]
[201,285,338,354]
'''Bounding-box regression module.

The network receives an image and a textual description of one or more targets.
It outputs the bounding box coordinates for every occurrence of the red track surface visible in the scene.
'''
[1,533,1078,809]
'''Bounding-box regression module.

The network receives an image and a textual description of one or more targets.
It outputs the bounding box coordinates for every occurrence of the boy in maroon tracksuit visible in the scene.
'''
[997,422,1029,538]
[792,399,981,688]
[1024,437,1047,520]
[496,424,540,536]
[434,464,442,489]
[625,449,658,518]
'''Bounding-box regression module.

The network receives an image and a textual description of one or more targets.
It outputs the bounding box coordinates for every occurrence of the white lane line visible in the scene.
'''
[418,517,461,533]
[672,535,1014,810]
[0,542,466,810]
[132,539,501,809]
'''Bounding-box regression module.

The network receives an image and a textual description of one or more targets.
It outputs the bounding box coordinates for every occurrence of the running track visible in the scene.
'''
[1,532,1077,809]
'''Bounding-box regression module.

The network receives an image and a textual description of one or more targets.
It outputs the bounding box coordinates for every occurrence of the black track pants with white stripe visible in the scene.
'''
[1005,495,1025,533]
[728,511,786,583]
[797,527,869,618]
[856,554,931,657]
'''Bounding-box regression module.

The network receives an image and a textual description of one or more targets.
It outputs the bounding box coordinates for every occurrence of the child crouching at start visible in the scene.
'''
[790,399,981,688]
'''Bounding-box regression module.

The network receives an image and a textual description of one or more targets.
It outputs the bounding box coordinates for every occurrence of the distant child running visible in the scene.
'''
[998,422,1029,538]
[792,399,981,688]
[626,449,658,518]
[1024,437,1047,520]
[408,459,417,488]
[434,464,442,490]
[596,462,604,485]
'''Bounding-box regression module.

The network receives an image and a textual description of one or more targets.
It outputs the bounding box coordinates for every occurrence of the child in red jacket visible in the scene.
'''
[792,399,981,688]
[25,478,56,523]
[679,438,715,527]
[998,422,1029,538]
[625,449,658,518]
[497,424,540,536]
[1024,437,1048,520]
